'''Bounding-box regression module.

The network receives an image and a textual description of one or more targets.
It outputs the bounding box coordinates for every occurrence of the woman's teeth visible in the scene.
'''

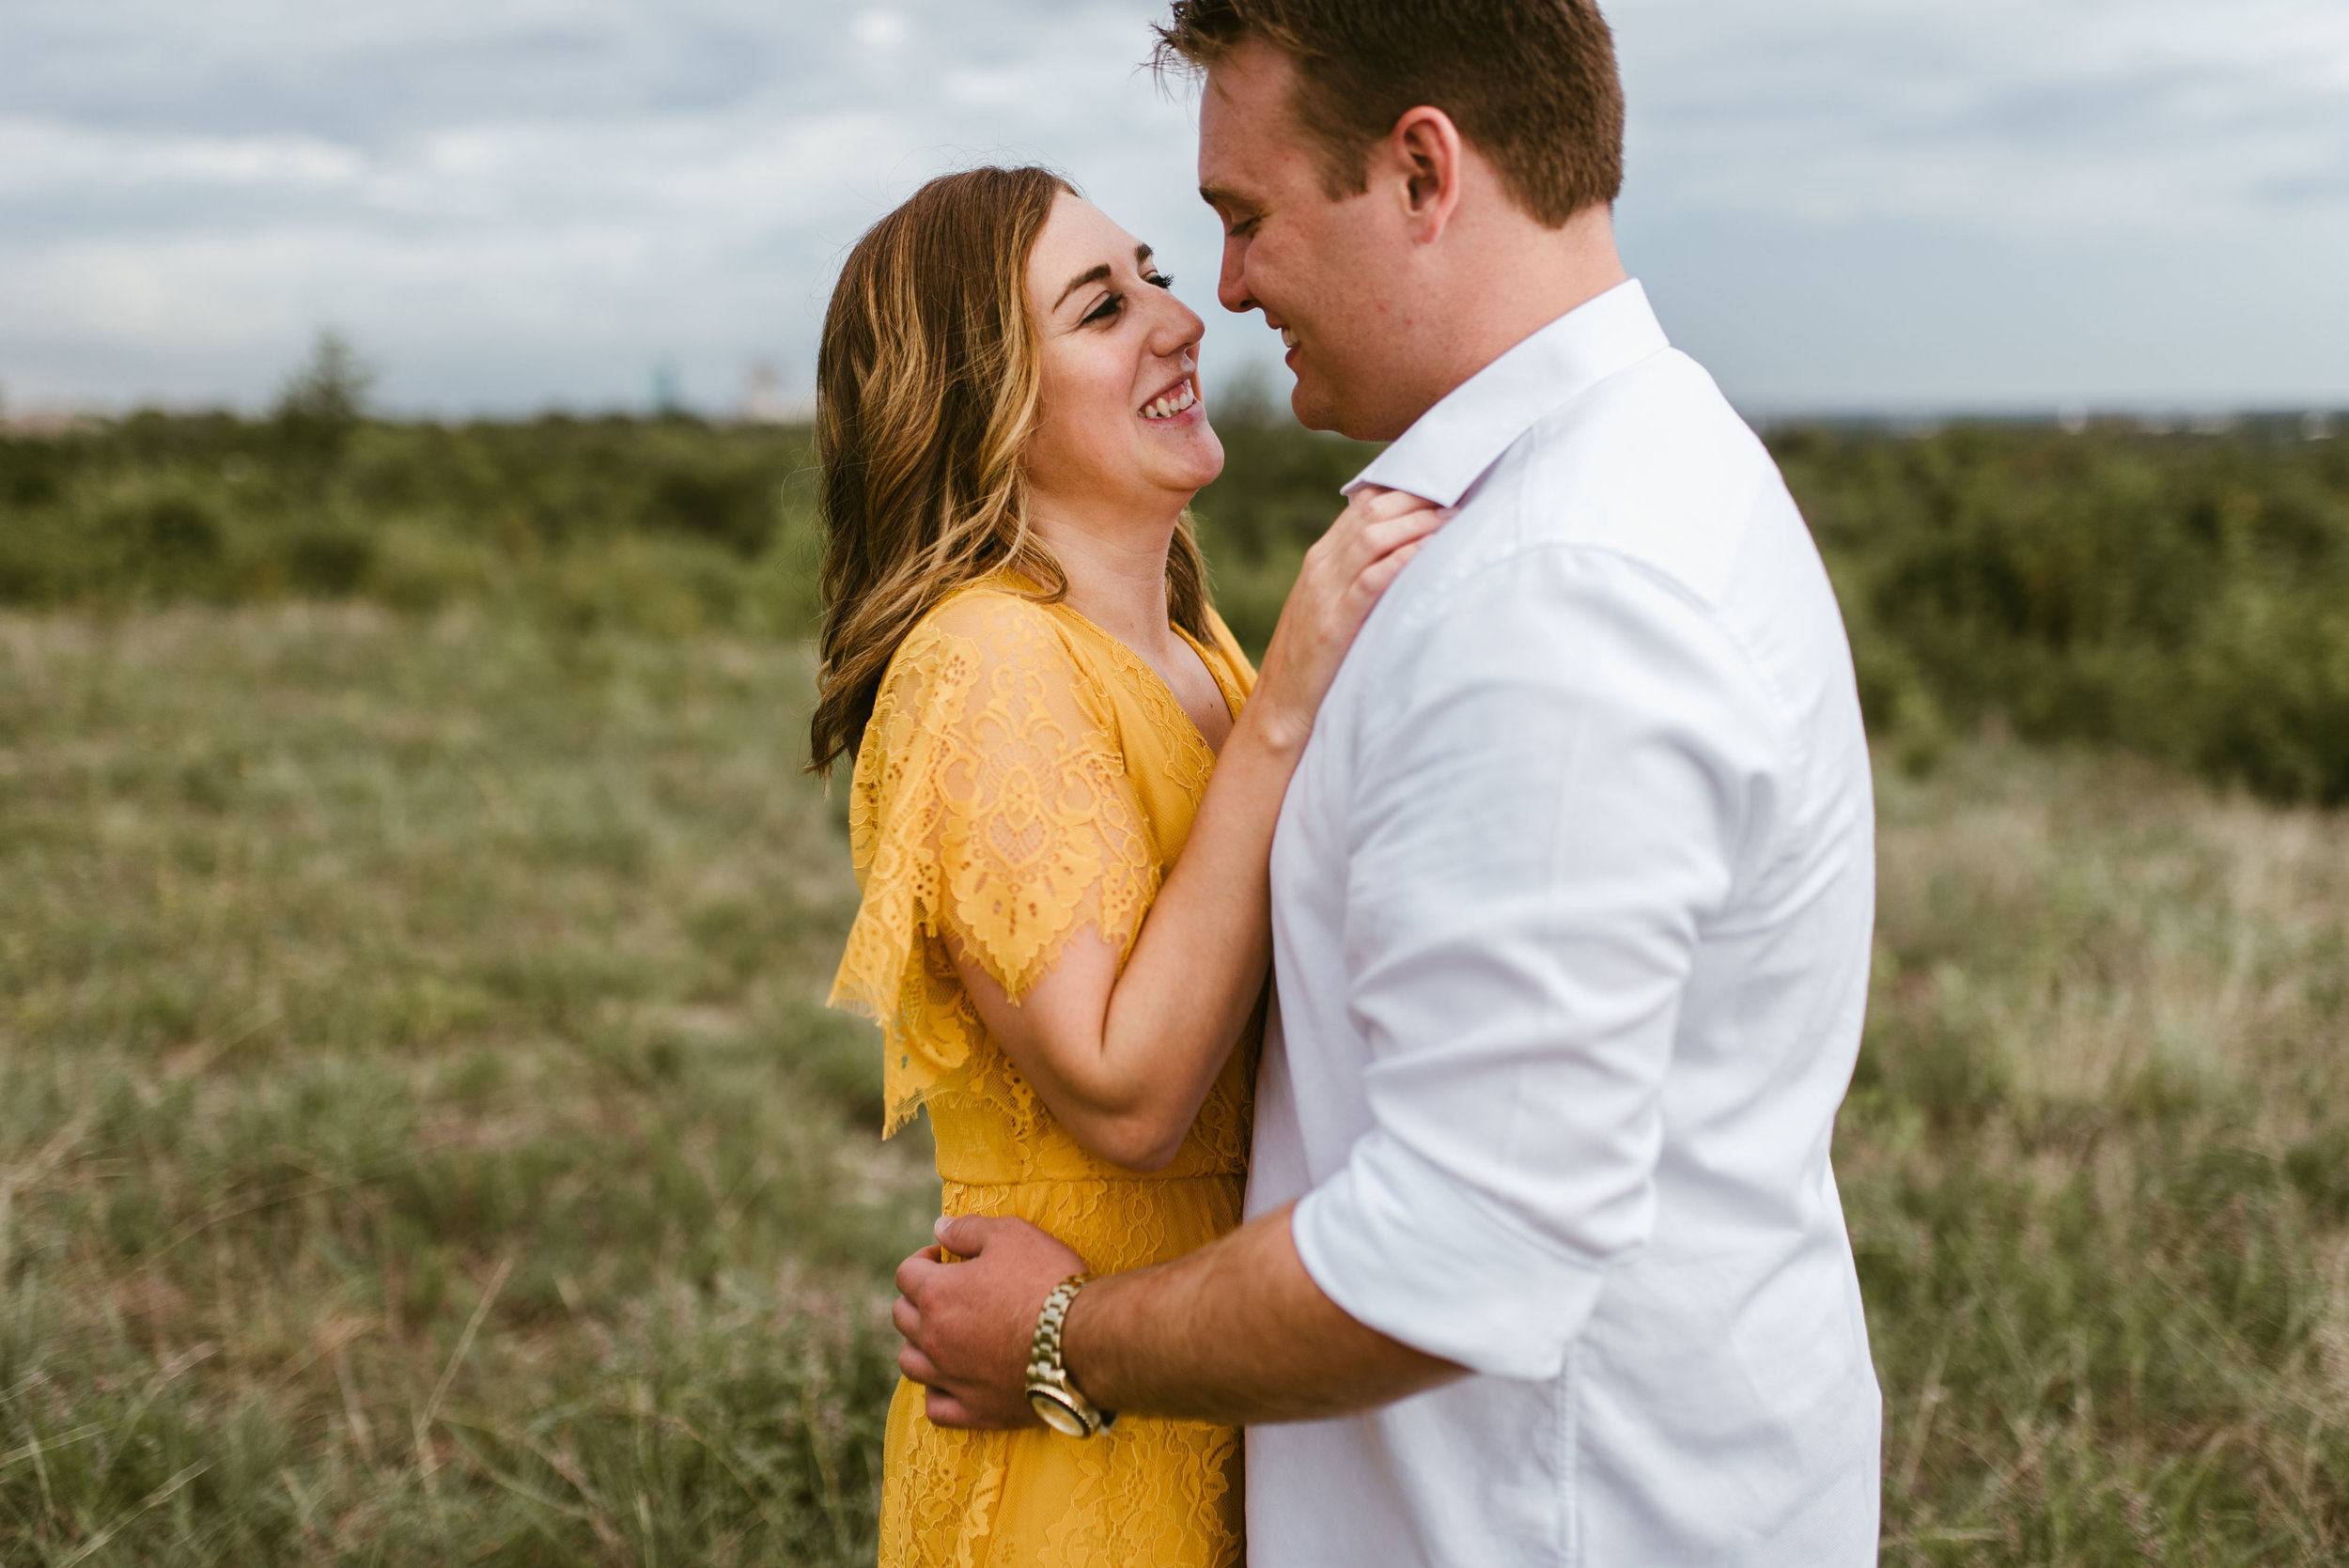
[1142,383,1199,421]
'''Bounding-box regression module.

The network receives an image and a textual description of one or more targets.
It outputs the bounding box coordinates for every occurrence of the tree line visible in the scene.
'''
[5,344,2345,801]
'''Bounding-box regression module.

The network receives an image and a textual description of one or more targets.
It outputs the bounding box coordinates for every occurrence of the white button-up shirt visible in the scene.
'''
[1245,281,1882,1566]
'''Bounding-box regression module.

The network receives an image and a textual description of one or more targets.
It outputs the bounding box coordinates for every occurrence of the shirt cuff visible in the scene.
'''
[1291,1131,1609,1381]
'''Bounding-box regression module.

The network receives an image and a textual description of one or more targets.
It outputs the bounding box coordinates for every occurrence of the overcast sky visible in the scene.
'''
[5,0,2347,417]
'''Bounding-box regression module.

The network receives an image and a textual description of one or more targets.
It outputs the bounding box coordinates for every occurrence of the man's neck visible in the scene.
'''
[1377,205,1628,442]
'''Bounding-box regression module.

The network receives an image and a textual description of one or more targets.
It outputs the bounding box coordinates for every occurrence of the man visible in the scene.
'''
[892,1,1884,1561]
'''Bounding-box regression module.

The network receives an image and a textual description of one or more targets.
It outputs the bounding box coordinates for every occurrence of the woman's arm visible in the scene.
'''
[945,488,1442,1170]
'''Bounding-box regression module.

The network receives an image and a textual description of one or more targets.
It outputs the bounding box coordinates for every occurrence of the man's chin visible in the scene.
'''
[1287,378,1343,436]
[1291,380,1397,444]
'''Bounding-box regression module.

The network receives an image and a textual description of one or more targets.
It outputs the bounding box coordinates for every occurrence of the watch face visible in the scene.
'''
[1029,1389,1090,1437]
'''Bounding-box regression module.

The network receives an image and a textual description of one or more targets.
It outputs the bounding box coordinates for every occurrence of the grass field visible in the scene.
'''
[1859,744,2349,1561]
[0,606,931,1563]
[5,602,2348,1563]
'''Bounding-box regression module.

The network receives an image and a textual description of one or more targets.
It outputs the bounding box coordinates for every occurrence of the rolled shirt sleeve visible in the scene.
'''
[1291,544,1789,1380]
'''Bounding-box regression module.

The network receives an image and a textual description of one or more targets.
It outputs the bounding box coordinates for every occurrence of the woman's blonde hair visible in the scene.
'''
[807,165,1215,774]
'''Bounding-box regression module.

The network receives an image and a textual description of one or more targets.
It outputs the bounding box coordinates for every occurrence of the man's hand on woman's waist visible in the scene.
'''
[893,1203,1463,1430]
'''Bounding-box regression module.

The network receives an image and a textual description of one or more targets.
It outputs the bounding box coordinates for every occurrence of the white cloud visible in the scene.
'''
[1614,0,2349,234]
[0,1,1228,411]
[1,0,2344,412]
[855,11,910,50]
[0,121,366,197]
[1603,0,2349,407]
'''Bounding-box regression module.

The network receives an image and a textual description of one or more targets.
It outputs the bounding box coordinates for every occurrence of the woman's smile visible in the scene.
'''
[1020,191,1224,499]
[1140,374,1203,423]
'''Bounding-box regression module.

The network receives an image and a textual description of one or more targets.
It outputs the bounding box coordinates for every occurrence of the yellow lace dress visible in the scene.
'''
[832,572,1259,1568]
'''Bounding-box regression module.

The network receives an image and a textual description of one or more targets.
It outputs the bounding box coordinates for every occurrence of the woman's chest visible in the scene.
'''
[1068,653,1220,865]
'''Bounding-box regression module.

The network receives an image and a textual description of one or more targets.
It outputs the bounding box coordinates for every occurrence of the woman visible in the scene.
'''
[817,166,1438,1568]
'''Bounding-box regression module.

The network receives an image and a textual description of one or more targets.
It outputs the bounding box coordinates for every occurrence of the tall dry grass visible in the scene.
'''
[1857,740,2349,1561]
[4,598,2347,1562]
[0,606,932,1563]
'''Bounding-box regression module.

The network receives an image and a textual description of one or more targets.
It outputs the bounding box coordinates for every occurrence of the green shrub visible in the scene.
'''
[6,398,2347,801]
[284,524,375,595]
[1780,419,2349,801]
[642,463,783,557]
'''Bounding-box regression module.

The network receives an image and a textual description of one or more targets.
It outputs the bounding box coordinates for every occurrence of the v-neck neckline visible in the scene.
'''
[1056,602,1237,759]
[1170,622,1244,753]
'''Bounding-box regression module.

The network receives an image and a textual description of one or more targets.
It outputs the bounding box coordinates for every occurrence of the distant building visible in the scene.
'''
[0,406,95,438]
[740,361,793,425]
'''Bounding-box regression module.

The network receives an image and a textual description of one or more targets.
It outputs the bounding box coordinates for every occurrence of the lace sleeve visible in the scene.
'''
[830,592,1159,1135]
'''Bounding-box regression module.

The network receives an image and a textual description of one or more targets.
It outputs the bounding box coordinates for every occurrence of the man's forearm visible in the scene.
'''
[1061,1203,1463,1426]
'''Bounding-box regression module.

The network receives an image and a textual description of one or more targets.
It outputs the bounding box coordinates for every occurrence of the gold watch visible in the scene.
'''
[1025,1275,1116,1437]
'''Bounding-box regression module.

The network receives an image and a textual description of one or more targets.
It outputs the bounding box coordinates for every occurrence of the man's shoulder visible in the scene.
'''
[1483,348,1793,611]
[1354,348,1854,762]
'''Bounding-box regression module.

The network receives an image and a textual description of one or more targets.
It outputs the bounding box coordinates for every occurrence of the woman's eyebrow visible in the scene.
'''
[1054,265,1112,311]
[1053,246,1156,311]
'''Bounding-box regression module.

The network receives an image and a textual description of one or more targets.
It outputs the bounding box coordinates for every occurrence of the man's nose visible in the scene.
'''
[1217,237,1253,317]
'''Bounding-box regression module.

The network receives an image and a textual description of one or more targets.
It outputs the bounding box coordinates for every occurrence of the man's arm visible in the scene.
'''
[894,546,1781,1427]
[893,1204,1462,1430]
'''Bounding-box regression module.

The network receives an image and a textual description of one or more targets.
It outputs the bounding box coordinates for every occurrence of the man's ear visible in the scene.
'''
[1386,106,1466,242]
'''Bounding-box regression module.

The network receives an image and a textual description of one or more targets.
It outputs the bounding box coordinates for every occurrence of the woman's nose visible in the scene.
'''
[1144,291,1205,360]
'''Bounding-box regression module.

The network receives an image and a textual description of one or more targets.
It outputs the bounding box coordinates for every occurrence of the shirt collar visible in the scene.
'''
[1344,279,1670,505]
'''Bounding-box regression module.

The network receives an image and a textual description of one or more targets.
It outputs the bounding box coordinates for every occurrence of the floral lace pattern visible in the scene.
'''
[834,587,1161,1136]
[832,577,1260,1568]
[879,1174,1248,1568]
[880,1389,1242,1568]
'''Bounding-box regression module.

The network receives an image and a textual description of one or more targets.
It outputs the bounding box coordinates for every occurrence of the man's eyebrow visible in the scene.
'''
[1198,181,1256,216]
[1053,246,1156,312]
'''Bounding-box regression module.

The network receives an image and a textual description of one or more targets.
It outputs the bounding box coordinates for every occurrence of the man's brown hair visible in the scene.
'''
[1155,0,1624,228]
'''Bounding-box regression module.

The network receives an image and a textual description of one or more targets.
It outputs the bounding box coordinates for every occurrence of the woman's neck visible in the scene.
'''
[1024,491,1191,654]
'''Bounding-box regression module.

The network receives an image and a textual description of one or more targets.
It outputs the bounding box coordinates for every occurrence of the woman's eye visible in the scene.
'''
[1145,272,1174,290]
[1082,293,1123,326]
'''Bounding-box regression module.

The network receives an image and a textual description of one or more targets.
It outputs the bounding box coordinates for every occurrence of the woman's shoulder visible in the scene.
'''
[894,576,1081,675]
[870,577,1111,739]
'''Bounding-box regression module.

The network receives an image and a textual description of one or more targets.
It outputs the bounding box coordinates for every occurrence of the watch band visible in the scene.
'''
[1026,1274,1116,1436]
